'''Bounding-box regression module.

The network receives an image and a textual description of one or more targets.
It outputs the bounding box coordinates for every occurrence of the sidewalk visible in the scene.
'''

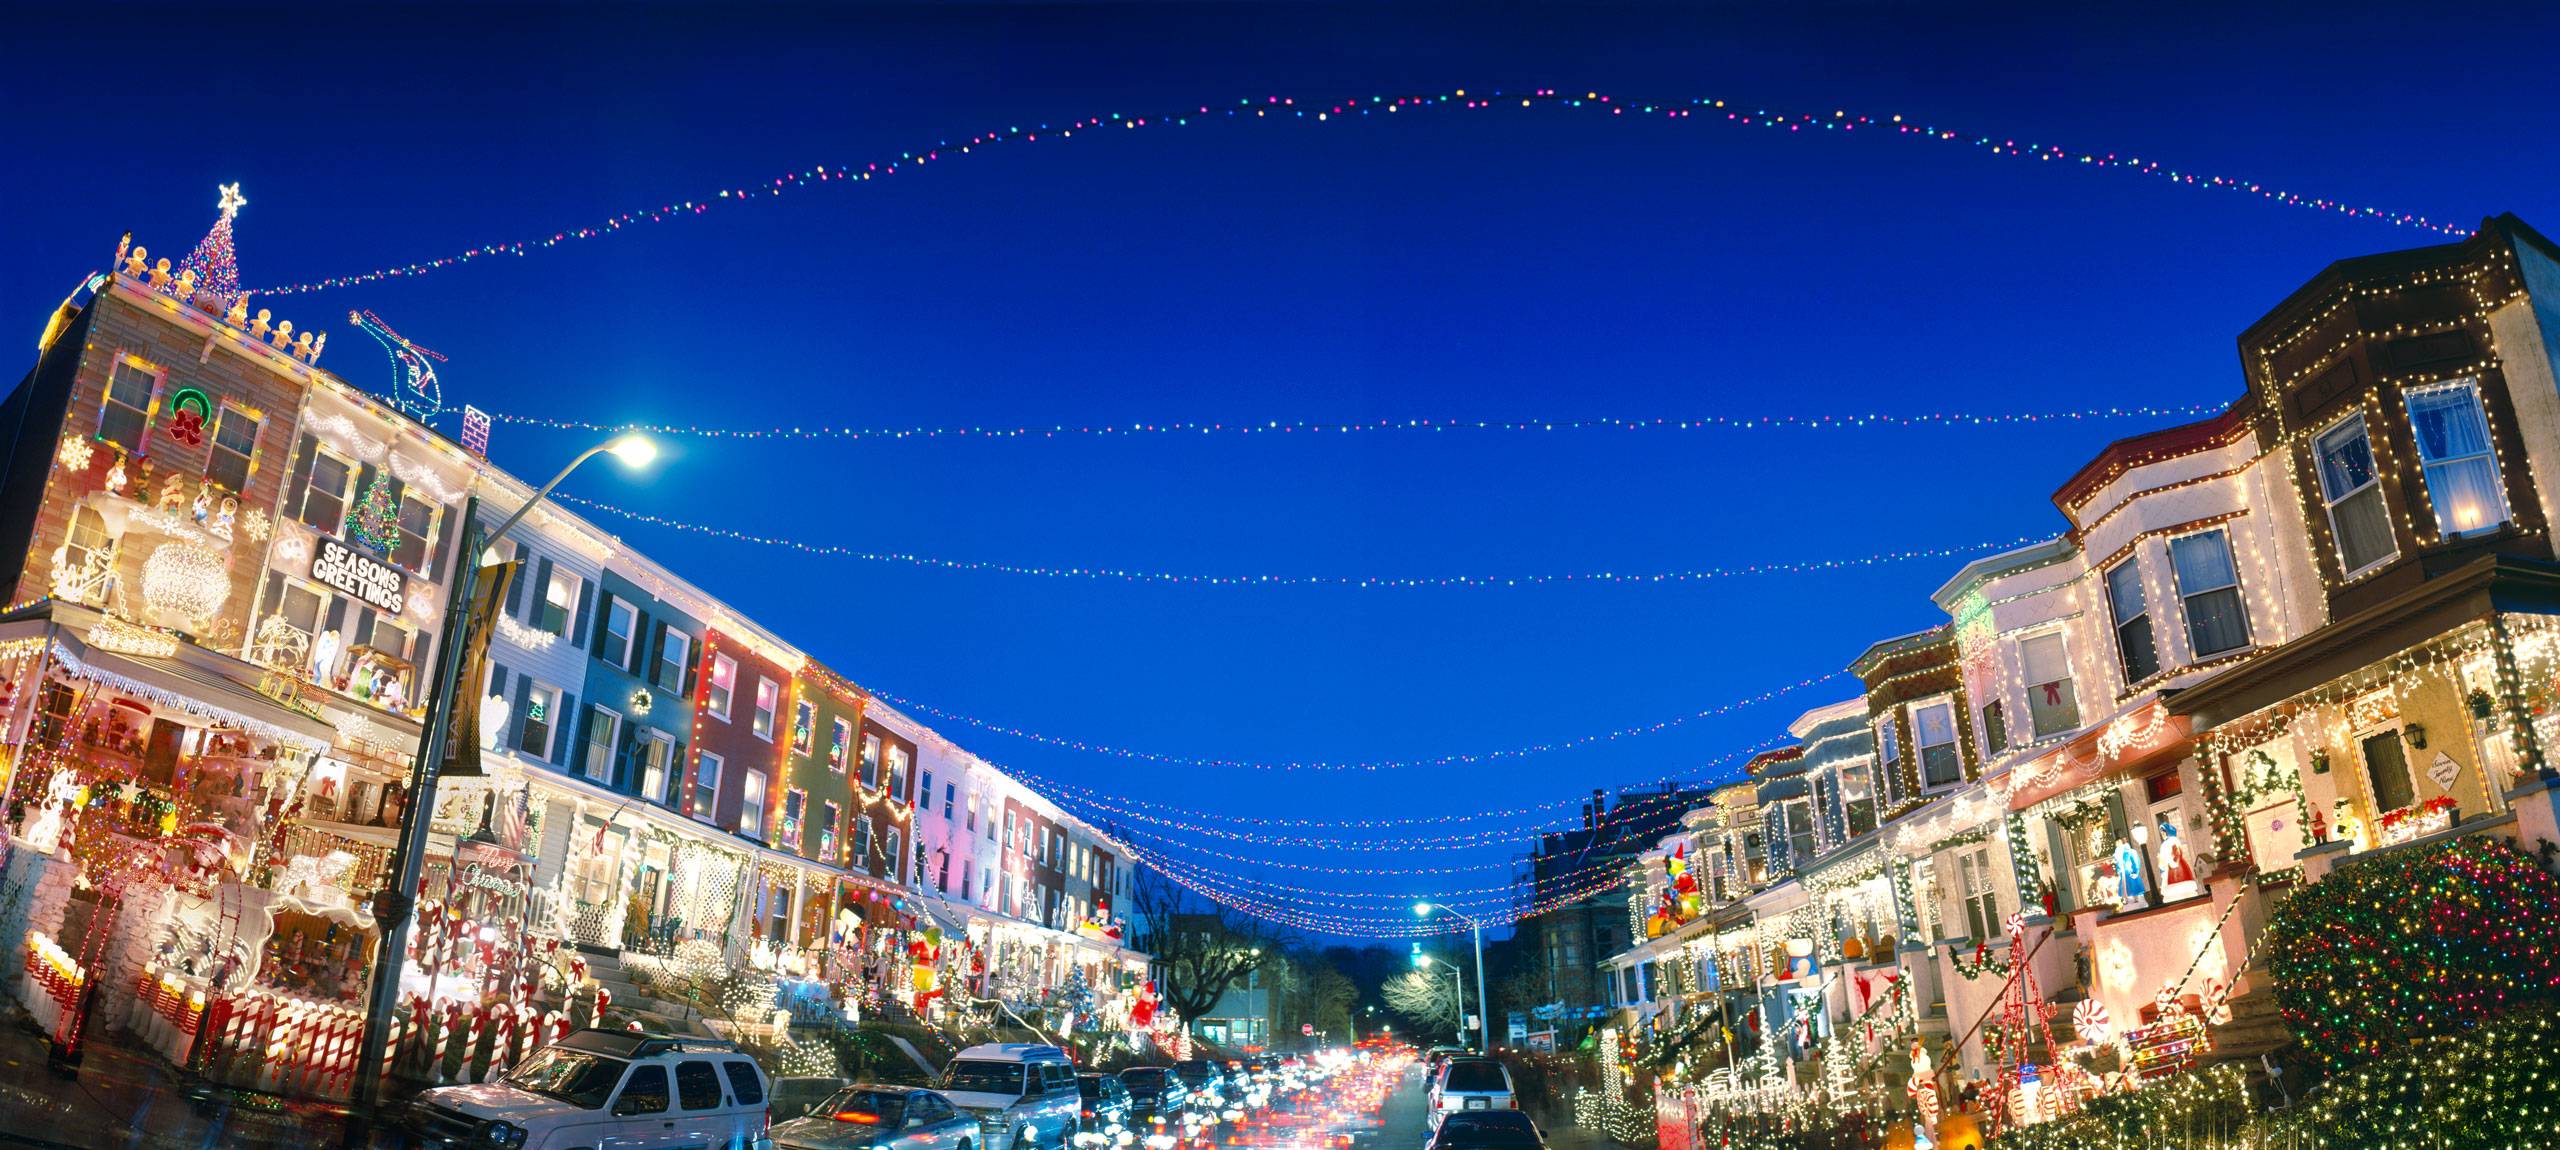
[0,1012,387,1149]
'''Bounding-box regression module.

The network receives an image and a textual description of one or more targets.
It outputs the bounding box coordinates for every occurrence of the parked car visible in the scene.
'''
[1423,1111,1543,1150]
[1117,1066,1188,1118]
[405,1029,773,1150]
[772,1085,975,1150]
[1425,1057,1517,1132]
[1074,1073,1132,1135]
[1421,1046,1466,1073]
[938,1044,1082,1150]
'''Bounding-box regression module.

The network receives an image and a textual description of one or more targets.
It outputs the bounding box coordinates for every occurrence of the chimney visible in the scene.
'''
[1586,788,1604,832]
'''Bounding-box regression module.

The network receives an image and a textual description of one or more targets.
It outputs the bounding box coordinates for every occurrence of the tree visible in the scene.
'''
[1383,969,1461,1040]
[1128,864,1292,1023]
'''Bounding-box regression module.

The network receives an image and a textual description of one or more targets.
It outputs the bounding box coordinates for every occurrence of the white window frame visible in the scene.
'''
[751,676,778,741]
[99,357,159,451]
[1912,698,1963,790]
[298,442,359,533]
[2167,527,2253,659]
[2104,556,2160,685]
[639,731,675,803]
[207,401,261,492]
[2314,412,2399,579]
[2404,379,2510,537]
[540,568,577,635]
[581,705,620,781]
[692,751,722,822]
[706,654,737,720]
[601,599,637,668]
[656,628,691,694]
[740,768,767,838]
[2018,629,2080,739]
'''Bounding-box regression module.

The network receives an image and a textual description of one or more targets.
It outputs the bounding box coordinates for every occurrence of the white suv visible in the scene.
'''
[938,1044,1082,1150]
[1424,1057,1517,1137]
[407,1030,773,1150]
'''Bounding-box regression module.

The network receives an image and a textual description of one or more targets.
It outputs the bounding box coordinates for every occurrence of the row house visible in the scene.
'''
[0,215,1158,1100]
[1614,214,2560,1136]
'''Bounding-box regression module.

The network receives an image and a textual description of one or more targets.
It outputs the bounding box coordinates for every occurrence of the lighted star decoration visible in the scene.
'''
[217,183,247,221]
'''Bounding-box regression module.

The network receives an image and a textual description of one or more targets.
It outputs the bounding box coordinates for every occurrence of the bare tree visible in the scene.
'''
[1129,864,1292,1022]
[1382,969,1461,1037]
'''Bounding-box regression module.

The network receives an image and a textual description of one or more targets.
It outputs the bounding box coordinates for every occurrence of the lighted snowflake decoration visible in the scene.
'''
[241,508,272,543]
[55,435,95,473]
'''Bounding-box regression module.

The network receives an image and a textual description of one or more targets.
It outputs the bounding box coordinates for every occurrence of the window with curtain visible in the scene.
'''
[2316,414,2396,574]
[1915,702,1962,787]
[1840,762,1877,837]
[2020,632,2078,737]
[2170,529,2252,657]
[1958,846,2001,941]
[2406,382,2506,536]
[2106,558,2159,683]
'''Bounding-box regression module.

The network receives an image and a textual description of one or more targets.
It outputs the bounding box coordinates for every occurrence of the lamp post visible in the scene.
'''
[1411,951,1465,1048]
[348,435,655,1134]
[1417,901,1491,1052]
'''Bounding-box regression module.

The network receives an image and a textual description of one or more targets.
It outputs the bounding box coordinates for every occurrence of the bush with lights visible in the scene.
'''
[2290,1005,2560,1150]
[1987,1064,2254,1150]
[2261,835,2560,1068]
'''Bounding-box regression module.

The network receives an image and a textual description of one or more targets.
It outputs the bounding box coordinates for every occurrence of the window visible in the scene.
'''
[616,1065,670,1115]
[861,732,882,788]
[600,600,637,668]
[518,682,558,757]
[674,1061,722,1112]
[639,733,675,802]
[2105,558,2159,684]
[740,769,767,837]
[1980,700,2008,757]
[1914,701,1962,788]
[1957,846,2001,941]
[1873,715,1904,807]
[655,629,690,693]
[2170,529,2252,657]
[938,851,951,892]
[780,788,806,849]
[1839,762,1876,837]
[828,718,852,773]
[299,449,354,532]
[208,403,260,491]
[920,770,935,808]
[539,568,576,635]
[2361,729,2417,815]
[1781,799,1814,868]
[1004,810,1015,849]
[721,1060,765,1107]
[2407,382,2507,536]
[99,360,156,450]
[2315,414,2396,575]
[854,816,875,866]
[885,827,902,876]
[706,654,737,720]
[692,751,721,819]
[582,706,620,781]
[2020,632,2079,737]
[368,613,416,664]
[1038,825,1051,863]
[58,508,114,606]
[944,783,957,820]
[752,677,778,740]
[391,493,439,573]
[790,700,816,756]
[966,792,979,831]
[886,743,909,799]
[818,801,840,861]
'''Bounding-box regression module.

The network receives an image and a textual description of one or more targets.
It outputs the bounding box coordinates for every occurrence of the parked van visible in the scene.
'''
[406,1029,773,1150]
[938,1044,1081,1150]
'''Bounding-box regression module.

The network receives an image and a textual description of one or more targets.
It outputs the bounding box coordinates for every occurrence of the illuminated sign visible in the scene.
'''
[309,535,407,614]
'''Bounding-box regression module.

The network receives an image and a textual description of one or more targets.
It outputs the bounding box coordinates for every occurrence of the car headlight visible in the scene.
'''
[480,1120,526,1148]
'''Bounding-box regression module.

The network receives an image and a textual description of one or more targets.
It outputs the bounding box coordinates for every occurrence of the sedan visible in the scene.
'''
[1425,1111,1544,1150]
[1077,1073,1133,1136]
[1118,1066,1188,1118]
[773,1085,977,1150]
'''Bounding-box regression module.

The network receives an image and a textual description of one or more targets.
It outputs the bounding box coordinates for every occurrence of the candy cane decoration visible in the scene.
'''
[2071,999,2112,1046]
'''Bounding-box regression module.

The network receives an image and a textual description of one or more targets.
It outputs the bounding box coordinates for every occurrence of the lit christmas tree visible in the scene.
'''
[345,473,401,552]
[176,184,247,310]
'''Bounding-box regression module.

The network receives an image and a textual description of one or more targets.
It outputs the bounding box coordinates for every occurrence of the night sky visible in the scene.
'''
[9,3,2558,939]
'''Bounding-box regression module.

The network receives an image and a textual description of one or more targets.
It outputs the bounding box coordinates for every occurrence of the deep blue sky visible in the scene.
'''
[10,2,2558,939]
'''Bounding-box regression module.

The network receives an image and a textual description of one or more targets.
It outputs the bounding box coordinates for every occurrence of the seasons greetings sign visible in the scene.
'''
[309,535,407,614]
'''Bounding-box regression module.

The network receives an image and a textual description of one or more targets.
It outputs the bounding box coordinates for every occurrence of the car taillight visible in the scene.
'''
[1507,1098,1518,1109]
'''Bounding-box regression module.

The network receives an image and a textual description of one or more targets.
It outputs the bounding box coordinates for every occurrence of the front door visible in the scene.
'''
[2362,730,2416,817]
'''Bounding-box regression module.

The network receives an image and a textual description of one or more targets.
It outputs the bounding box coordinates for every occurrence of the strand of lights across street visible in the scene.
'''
[1130,844,1629,931]
[555,495,2044,589]
[1038,773,1750,851]
[1126,848,1632,903]
[248,86,2467,297]
[873,680,1816,769]
[482,404,2227,441]
[1093,815,1568,875]
[1011,753,1776,826]
[1127,845,1634,936]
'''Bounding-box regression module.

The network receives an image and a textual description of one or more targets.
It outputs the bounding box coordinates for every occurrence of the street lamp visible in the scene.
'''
[1417,901,1491,1052]
[349,435,655,1132]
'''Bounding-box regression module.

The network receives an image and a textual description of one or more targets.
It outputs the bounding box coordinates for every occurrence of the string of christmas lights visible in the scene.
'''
[1125,845,1630,936]
[248,86,2467,298]
[555,493,2042,589]
[890,684,1813,774]
[1012,753,1768,826]
[485,404,2227,441]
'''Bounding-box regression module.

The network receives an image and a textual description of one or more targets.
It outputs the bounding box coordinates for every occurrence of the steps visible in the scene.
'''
[586,948,717,1037]
[2204,988,2292,1062]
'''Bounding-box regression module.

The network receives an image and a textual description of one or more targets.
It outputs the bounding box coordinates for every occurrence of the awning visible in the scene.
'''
[46,618,338,749]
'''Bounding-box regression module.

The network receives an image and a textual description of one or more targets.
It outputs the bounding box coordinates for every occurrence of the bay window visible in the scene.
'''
[1839,762,1876,837]
[2406,381,2507,536]
[2105,558,2159,683]
[2170,529,2252,657]
[2315,413,2396,575]
[1914,701,1962,788]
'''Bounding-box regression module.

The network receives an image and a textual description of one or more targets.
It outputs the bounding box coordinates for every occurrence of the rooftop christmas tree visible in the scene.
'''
[175,184,247,311]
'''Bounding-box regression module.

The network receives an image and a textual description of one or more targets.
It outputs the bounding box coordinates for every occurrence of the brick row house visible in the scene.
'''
[1609,214,2560,1141]
[0,213,1156,1098]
